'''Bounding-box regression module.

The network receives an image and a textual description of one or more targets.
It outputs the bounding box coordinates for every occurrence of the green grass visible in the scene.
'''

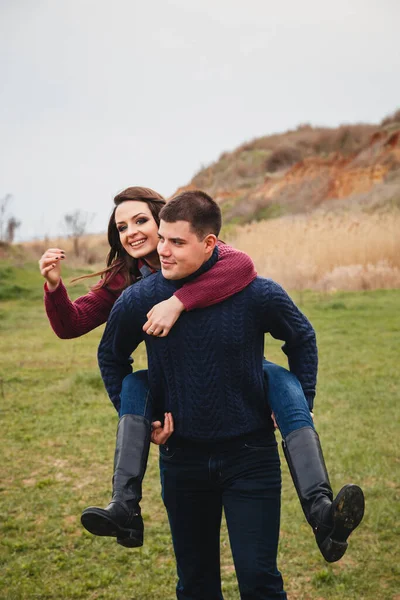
[0,262,399,599]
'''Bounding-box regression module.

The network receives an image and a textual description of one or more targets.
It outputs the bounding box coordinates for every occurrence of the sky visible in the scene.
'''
[1,0,399,241]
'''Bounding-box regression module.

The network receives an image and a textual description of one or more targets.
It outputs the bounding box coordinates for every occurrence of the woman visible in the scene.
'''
[40,186,364,562]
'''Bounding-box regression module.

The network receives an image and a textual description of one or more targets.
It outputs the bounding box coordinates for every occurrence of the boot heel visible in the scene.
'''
[117,531,143,548]
[331,484,365,542]
[320,537,348,563]
[81,508,120,537]
[319,484,365,562]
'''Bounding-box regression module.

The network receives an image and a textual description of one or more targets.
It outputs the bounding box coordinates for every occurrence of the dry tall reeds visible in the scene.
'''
[20,209,400,292]
[229,210,400,291]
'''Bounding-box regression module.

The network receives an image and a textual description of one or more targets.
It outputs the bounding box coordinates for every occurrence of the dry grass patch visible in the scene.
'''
[23,232,109,267]
[230,210,400,290]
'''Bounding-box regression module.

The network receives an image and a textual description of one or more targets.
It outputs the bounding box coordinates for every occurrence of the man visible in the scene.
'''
[97,190,317,599]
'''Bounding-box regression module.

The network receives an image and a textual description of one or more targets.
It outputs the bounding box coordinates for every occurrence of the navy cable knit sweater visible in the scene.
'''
[98,251,318,442]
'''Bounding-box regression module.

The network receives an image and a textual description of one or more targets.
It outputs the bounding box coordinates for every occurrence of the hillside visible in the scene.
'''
[176,109,400,224]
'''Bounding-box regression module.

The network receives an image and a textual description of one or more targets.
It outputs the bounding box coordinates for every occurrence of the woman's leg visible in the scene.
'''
[119,369,154,421]
[263,360,365,563]
[262,359,313,438]
[81,370,153,548]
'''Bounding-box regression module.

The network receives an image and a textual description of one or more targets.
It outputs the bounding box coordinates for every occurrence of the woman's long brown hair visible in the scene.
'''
[74,187,166,291]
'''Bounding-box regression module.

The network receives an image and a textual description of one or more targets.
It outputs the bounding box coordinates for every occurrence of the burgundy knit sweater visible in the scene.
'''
[44,243,257,339]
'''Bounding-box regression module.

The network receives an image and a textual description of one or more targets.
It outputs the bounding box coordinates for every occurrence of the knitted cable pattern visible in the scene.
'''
[98,267,318,441]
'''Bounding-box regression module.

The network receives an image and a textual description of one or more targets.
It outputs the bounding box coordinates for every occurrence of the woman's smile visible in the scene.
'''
[129,237,147,248]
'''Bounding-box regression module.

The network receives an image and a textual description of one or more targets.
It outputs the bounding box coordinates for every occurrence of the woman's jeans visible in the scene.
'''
[160,431,287,599]
[119,370,154,422]
[119,361,314,439]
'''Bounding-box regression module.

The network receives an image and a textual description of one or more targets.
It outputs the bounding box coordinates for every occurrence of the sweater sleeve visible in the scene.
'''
[174,243,257,311]
[259,280,318,410]
[44,278,121,339]
[97,291,144,412]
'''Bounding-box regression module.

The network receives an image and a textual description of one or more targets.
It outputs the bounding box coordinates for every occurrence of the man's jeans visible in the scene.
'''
[159,431,287,600]
[119,361,314,439]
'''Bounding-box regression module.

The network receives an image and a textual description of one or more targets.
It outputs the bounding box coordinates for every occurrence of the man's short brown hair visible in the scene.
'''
[160,190,222,239]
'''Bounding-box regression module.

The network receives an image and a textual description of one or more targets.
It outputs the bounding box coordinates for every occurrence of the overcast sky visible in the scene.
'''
[1,0,399,241]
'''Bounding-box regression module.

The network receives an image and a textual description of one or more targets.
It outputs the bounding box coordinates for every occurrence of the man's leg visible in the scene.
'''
[160,444,224,600]
[222,433,287,600]
[81,370,152,547]
[264,360,365,562]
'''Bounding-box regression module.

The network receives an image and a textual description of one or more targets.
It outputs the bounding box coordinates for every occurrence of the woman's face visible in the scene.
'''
[115,200,160,267]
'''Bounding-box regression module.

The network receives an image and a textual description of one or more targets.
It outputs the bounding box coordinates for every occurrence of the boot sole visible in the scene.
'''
[81,508,143,547]
[320,484,365,562]
[117,535,143,548]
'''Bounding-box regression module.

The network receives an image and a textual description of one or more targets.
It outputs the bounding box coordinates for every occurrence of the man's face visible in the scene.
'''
[158,220,215,280]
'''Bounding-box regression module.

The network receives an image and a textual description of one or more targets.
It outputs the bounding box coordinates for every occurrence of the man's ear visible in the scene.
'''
[203,234,218,255]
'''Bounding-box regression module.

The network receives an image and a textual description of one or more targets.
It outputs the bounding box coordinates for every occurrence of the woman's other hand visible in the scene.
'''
[143,295,185,337]
[39,248,65,291]
[151,412,174,445]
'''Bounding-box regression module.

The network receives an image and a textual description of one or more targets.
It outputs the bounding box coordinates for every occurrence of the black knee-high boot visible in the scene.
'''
[282,427,365,562]
[81,414,151,548]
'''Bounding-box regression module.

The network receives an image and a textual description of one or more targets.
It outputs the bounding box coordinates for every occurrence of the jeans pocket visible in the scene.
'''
[243,439,277,451]
[159,445,181,461]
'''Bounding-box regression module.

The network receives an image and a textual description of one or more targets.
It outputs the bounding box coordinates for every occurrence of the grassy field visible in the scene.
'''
[0,261,399,599]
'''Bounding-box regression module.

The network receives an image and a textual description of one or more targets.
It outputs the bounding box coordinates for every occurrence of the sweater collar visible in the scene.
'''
[138,260,156,279]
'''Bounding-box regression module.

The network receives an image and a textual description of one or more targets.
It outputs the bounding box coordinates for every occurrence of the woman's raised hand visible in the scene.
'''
[38,248,65,291]
[143,295,185,337]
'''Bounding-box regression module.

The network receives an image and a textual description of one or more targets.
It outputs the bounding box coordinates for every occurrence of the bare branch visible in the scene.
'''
[0,194,13,242]
[64,210,94,256]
